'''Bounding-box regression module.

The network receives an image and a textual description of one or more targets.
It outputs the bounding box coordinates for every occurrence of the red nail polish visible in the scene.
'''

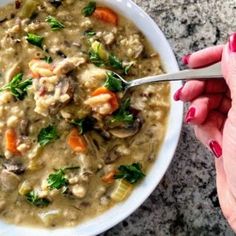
[209,140,222,158]
[185,107,195,123]
[229,33,236,52]
[173,86,183,101]
[182,54,191,65]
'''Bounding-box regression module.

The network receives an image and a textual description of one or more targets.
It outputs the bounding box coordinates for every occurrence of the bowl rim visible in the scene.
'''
[0,0,183,235]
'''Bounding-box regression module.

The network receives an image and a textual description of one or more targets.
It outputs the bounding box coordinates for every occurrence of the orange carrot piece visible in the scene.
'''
[102,170,117,184]
[67,128,87,153]
[5,129,20,155]
[93,7,118,26]
[92,87,119,113]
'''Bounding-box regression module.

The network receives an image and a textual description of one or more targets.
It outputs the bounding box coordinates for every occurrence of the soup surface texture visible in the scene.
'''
[0,0,170,227]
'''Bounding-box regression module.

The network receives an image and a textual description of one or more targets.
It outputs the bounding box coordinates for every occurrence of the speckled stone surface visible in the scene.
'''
[100,0,236,235]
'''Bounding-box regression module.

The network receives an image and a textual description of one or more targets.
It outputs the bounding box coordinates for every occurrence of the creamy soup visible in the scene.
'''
[0,0,170,227]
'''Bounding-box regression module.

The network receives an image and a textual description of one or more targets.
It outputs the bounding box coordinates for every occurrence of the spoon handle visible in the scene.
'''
[128,62,223,88]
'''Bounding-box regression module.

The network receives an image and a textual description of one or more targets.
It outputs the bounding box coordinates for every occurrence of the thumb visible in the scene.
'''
[222,33,236,102]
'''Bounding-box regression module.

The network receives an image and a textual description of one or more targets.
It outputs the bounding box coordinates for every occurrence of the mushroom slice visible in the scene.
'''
[2,159,25,175]
[104,145,121,164]
[0,169,21,191]
[109,118,142,138]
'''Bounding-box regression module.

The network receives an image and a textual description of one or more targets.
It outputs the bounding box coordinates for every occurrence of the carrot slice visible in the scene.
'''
[92,87,119,113]
[93,7,118,26]
[5,129,20,155]
[67,128,87,153]
[102,170,117,184]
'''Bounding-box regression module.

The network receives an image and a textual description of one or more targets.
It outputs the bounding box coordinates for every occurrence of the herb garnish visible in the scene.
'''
[71,117,95,134]
[82,1,96,17]
[47,169,68,190]
[110,98,134,124]
[41,56,53,63]
[26,191,50,207]
[26,33,44,48]
[89,47,106,67]
[47,166,80,190]
[0,73,32,100]
[46,16,65,31]
[114,163,145,184]
[84,30,96,37]
[89,44,132,74]
[104,72,124,92]
[38,125,59,147]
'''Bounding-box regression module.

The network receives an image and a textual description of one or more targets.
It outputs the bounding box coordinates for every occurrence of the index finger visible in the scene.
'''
[187,45,224,68]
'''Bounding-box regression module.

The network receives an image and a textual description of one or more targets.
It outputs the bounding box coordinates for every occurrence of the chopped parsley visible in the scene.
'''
[84,30,96,37]
[47,166,80,190]
[110,98,134,124]
[38,125,59,147]
[26,191,50,207]
[89,47,106,67]
[0,73,32,100]
[47,169,68,190]
[114,163,145,184]
[82,1,96,17]
[41,56,53,63]
[26,33,44,48]
[71,117,95,134]
[104,72,124,92]
[46,16,65,31]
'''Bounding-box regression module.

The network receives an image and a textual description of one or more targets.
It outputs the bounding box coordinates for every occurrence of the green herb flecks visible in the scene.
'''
[0,73,32,100]
[46,16,65,31]
[84,30,96,37]
[71,117,95,134]
[38,125,59,147]
[47,166,80,190]
[88,48,106,67]
[47,169,68,190]
[104,72,124,92]
[26,191,50,207]
[115,163,145,184]
[41,56,53,63]
[110,98,134,124]
[26,33,44,48]
[82,1,96,17]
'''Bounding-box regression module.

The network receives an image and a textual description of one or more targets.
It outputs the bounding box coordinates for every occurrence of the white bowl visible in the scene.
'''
[0,0,183,235]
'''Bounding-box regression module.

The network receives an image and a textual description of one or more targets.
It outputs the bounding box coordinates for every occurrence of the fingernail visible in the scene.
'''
[229,33,236,52]
[185,107,195,123]
[182,54,191,65]
[209,140,222,158]
[173,86,183,101]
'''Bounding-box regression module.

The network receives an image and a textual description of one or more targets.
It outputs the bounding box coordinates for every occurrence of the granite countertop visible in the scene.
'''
[101,0,236,235]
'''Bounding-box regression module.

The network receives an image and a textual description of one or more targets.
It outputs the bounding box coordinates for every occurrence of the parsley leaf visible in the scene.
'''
[108,55,123,70]
[0,73,32,100]
[46,16,65,31]
[41,56,53,63]
[38,125,59,147]
[26,191,50,207]
[71,117,95,134]
[26,33,44,48]
[89,48,106,67]
[84,30,96,37]
[110,98,134,124]
[82,1,96,17]
[114,163,145,184]
[104,72,124,92]
[47,169,68,190]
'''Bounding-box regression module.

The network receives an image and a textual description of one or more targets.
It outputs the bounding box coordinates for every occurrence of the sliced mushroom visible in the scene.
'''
[0,169,20,191]
[109,118,142,138]
[2,159,25,175]
[104,145,121,164]
[19,119,30,136]
[5,61,21,83]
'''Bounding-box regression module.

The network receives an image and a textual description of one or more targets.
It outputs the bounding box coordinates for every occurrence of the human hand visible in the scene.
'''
[174,33,236,232]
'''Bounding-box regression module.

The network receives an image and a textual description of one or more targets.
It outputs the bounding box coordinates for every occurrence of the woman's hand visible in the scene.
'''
[174,33,236,232]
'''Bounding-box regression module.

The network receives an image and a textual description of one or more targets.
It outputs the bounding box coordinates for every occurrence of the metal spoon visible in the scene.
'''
[114,62,222,91]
